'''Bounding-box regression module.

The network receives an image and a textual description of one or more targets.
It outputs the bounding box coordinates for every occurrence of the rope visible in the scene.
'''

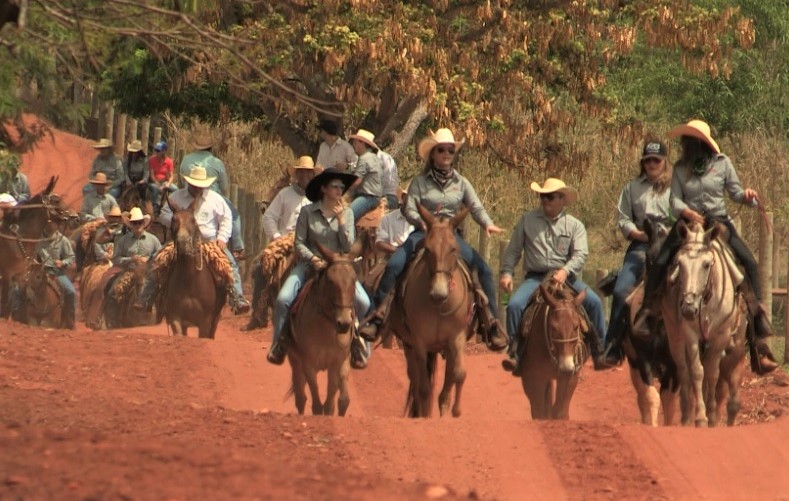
[0,231,58,243]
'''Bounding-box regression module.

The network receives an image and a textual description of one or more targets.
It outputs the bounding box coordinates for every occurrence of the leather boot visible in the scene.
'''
[62,306,76,330]
[358,307,385,341]
[750,307,778,375]
[487,320,509,352]
[350,336,368,370]
[267,318,291,365]
[241,315,265,332]
[587,331,614,371]
[501,338,521,376]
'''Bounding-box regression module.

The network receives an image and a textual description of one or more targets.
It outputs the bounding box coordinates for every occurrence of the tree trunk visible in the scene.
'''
[387,100,428,160]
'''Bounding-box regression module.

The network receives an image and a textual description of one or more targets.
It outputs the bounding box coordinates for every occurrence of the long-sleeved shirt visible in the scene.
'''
[125,156,150,184]
[378,151,400,197]
[670,154,755,219]
[316,138,357,171]
[617,175,672,239]
[35,231,75,271]
[90,154,125,190]
[404,169,493,230]
[294,201,355,262]
[112,231,162,266]
[159,188,232,243]
[261,184,310,240]
[179,151,229,196]
[375,210,413,247]
[501,209,588,278]
[0,172,30,202]
[93,225,122,262]
[351,151,382,197]
[80,192,119,221]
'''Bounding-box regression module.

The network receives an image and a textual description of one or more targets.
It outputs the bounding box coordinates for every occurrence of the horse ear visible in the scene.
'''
[44,176,57,195]
[416,202,436,229]
[316,243,336,263]
[451,206,470,229]
[705,223,722,245]
[349,239,364,259]
[574,288,587,306]
[539,283,558,309]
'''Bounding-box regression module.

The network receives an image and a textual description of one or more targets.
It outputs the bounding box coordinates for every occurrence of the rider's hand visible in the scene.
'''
[630,229,648,242]
[552,268,568,285]
[485,224,504,236]
[311,255,326,271]
[499,275,513,293]
[743,188,758,204]
[216,240,227,251]
[333,201,344,224]
[681,208,705,225]
[55,259,64,268]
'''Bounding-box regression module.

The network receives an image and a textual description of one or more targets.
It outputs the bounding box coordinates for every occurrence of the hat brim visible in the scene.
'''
[640,153,666,161]
[127,146,143,153]
[305,170,359,202]
[348,135,379,151]
[529,182,578,205]
[287,165,317,177]
[121,212,152,229]
[417,137,466,161]
[666,125,720,153]
[183,175,216,188]
[93,143,113,149]
[89,179,111,185]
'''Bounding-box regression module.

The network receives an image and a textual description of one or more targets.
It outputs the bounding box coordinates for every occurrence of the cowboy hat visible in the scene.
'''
[122,206,152,228]
[105,206,123,218]
[192,132,214,150]
[89,172,111,185]
[417,128,466,161]
[530,178,578,205]
[183,164,217,188]
[93,138,113,149]
[305,168,358,202]
[287,156,318,177]
[127,139,144,153]
[666,119,720,154]
[0,193,18,207]
[348,129,379,151]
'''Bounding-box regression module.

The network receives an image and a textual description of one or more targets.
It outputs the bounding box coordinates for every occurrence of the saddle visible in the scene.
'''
[516,278,590,341]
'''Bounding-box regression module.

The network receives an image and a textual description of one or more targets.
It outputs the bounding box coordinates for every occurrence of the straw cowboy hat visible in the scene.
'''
[105,206,123,218]
[127,139,144,153]
[417,128,466,161]
[183,164,217,188]
[192,132,214,150]
[530,178,578,205]
[666,119,720,154]
[348,129,379,151]
[122,206,152,228]
[287,156,318,177]
[305,168,358,202]
[93,138,113,149]
[89,172,111,185]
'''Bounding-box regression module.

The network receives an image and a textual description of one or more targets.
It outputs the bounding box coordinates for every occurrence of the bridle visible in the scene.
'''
[543,303,585,373]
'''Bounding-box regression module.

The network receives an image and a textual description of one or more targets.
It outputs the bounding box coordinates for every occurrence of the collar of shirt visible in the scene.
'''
[426,168,458,185]
[536,209,566,223]
[291,184,306,196]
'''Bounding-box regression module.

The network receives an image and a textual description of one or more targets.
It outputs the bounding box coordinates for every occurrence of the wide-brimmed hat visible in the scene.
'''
[641,140,668,161]
[666,119,720,154]
[89,172,111,185]
[317,120,340,136]
[122,207,152,228]
[417,128,466,161]
[530,178,578,205]
[193,132,214,150]
[105,206,123,218]
[183,164,217,188]
[0,193,18,207]
[127,139,144,153]
[305,168,358,202]
[93,138,113,149]
[348,129,379,151]
[287,156,318,177]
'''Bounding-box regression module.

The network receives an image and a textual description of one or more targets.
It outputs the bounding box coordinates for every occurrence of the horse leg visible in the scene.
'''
[304,367,323,416]
[0,278,9,318]
[553,374,578,420]
[323,365,339,416]
[438,351,454,417]
[686,341,707,427]
[669,337,693,426]
[289,355,307,415]
[702,347,722,427]
[450,343,466,418]
[337,359,351,417]
[630,366,659,426]
[521,368,545,419]
[413,349,432,418]
[719,345,746,426]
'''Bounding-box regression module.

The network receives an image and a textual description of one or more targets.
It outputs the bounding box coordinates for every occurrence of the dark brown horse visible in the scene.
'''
[287,243,361,416]
[388,203,474,418]
[161,199,226,338]
[20,259,63,328]
[519,283,588,420]
[103,261,155,329]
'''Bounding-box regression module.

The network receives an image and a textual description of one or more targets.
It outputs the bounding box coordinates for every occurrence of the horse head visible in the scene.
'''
[416,202,469,302]
[670,220,716,319]
[643,217,669,269]
[26,259,48,292]
[539,282,586,374]
[315,243,357,333]
[169,199,201,256]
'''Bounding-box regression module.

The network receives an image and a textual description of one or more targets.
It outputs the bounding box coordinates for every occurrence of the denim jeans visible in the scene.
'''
[604,242,647,346]
[148,182,177,209]
[223,246,244,296]
[385,194,398,210]
[350,195,381,221]
[221,195,245,252]
[505,273,606,345]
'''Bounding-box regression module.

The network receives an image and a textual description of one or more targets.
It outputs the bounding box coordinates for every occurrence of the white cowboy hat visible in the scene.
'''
[287,156,318,177]
[348,129,379,151]
[127,139,144,153]
[530,178,578,205]
[89,172,111,185]
[122,206,152,228]
[666,119,720,154]
[105,206,123,218]
[417,128,466,161]
[93,138,113,149]
[183,164,217,188]
[0,193,18,206]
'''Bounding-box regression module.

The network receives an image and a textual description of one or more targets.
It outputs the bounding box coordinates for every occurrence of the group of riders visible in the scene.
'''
[0,117,778,378]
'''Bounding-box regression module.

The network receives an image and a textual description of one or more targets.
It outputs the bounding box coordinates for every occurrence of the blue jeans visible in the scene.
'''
[221,196,245,252]
[605,242,646,346]
[385,194,398,210]
[350,195,381,221]
[148,182,177,209]
[223,247,244,297]
[372,229,498,318]
[273,262,372,357]
[506,273,605,345]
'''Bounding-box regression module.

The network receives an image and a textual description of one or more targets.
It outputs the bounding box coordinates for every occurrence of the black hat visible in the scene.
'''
[317,120,340,136]
[641,141,668,160]
[305,168,358,202]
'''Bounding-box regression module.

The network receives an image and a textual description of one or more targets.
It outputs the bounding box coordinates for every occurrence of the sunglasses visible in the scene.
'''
[327,183,345,190]
[435,146,455,154]
[539,193,563,201]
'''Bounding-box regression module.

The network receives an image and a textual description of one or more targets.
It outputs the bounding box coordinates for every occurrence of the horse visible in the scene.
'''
[517,282,588,420]
[286,243,361,416]
[20,259,63,328]
[388,203,475,418]
[160,199,226,339]
[662,220,748,427]
[0,176,76,317]
[103,260,155,329]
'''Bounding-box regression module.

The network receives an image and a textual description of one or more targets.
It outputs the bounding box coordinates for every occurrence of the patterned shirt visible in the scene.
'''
[294,201,355,262]
[670,154,754,219]
[261,184,310,240]
[80,192,119,221]
[112,231,162,266]
[90,154,124,190]
[34,231,75,271]
[351,151,382,197]
[179,151,229,196]
[159,188,232,243]
[316,138,357,171]
[404,169,493,229]
[375,209,413,247]
[501,209,588,278]
[617,175,672,239]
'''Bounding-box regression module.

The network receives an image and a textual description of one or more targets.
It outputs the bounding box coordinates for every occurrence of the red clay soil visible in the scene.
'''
[3,122,789,500]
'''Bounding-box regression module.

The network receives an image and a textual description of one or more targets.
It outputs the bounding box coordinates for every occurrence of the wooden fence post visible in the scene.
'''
[128,117,138,143]
[498,239,509,327]
[759,212,773,323]
[114,113,127,156]
[153,126,162,147]
[104,104,114,141]
[140,118,151,152]
[784,239,789,364]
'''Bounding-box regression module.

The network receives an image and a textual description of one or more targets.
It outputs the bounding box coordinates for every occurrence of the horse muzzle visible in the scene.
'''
[680,293,701,318]
[334,308,353,333]
[557,355,576,374]
[429,273,450,302]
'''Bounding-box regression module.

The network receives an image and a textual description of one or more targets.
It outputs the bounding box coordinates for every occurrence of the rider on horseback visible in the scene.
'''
[80,173,119,222]
[346,129,383,221]
[84,138,123,198]
[147,141,176,215]
[114,207,162,267]
[33,219,76,329]
[636,120,778,375]
[0,155,30,203]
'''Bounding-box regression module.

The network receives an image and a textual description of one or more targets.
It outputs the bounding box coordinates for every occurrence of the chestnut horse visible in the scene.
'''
[518,283,588,420]
[161,200,226,338]
[388,203,474,418]
[286,243,361,416]
[20,259,63,328]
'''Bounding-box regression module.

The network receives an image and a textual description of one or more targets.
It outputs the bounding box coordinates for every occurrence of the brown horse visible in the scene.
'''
[103,261,155,329]
[662,220,747,427]
[161,200,226,338]
[388,203,474,418]
[20,259,63,328]
[287,243,361,416]
[518,283,588,420]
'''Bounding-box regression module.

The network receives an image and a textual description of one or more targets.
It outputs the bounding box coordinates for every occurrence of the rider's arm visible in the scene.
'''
[294,209,314,261]
[216,195,232,244]
[721,157,756,207]
[261,191,285,240]
[460,177,494,229]
[617,183,639,240]
[563,219,588,277]
[500,214,525,278]
[402,179,424,229]
[59,236,76,269]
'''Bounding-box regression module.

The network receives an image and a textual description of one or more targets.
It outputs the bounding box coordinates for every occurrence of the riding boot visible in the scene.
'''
[267,317,292,366]
[501,336,523,376]
[62,300,76,330]
[741,286,779,375]
[227,285,251,315]
[587,330,614,371]
[358,306,385,341]
[241,311,265,332]
[350,336,368,370]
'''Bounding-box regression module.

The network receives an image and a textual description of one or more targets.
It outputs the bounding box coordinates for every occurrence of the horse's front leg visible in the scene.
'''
[687,339,707,428]
[667,331,693,426]
[288,355,308,415]
[702,342,723,427]
[336,357,351,417]
[552,373,578,420]
[304,366,323,416]
[718,341,746,426]
[439,334,466,418]
[0,278,10,319]
[630,366,660,426]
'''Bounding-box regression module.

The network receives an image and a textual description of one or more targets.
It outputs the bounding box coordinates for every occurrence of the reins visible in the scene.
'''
[542,302,584,373]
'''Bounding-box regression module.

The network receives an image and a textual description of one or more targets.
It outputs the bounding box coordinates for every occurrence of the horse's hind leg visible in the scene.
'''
[289,357,307,415]
[304,367,323,416]
[630,366,659,426]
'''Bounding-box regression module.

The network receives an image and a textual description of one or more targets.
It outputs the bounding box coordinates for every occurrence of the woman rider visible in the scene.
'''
[266,168,373,369]
[358,128,509,352]
[638,120,778,375]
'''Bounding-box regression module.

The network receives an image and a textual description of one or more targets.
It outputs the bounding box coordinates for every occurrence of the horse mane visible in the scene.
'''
[539,273,575,301]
